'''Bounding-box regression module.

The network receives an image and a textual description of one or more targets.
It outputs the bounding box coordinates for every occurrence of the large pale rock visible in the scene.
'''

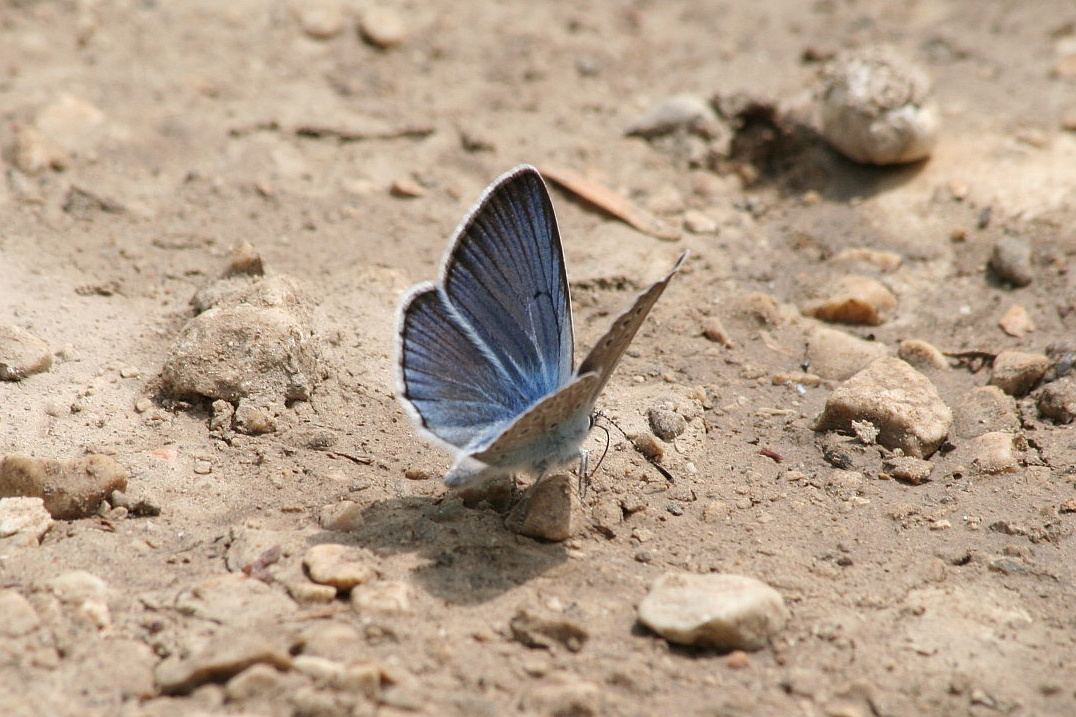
[814,357,952,458]
[638,573,789,651]
[303,544,378,591]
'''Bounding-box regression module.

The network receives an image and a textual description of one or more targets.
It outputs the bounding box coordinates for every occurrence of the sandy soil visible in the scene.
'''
[2,1,1075,715]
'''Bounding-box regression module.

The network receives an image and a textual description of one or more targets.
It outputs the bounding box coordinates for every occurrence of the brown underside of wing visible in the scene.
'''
[471,373,601,465]
[576,252,686,396]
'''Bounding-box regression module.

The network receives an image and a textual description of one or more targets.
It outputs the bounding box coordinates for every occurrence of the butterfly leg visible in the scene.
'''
[576,448,590,500]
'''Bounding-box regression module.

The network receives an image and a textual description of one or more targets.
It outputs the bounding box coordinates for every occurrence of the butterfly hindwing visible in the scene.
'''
[441,166,573,406]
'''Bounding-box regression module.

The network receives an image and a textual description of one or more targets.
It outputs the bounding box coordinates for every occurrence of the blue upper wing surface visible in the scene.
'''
[440,166,574,404]
[398,285,526,450]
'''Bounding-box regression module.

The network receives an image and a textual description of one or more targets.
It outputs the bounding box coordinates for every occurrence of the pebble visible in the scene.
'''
[802,276,897,326]
[133,397,154,413]
[505,473,581,542]
[638,572,790,651]
[952,385,1020,438]
[989,237,1033,287]
[162,275,322,403]
[998,305,1035,338]
[882,455,934,485]
[303,544,378,590]
[293,0,345,39]
[1038,377,1076,423]
[806,326,889,380]
[155,629,296,695]
[989,350,1050,396]
[818,47,938,165]
[222,240,265,278]
[15,94,107,173]
[625,93,722,138]
[509,607,589,652]
[0,496,53,546]
[521,676,602,717]
[729,291,782,326]
[0,454,128,519]
[233,397,279,435]
[359,8,406,48]
[814,357,952,459]
[351,580,412,615]
[647,406,687,440]
[299,622,366,662]
[0,323,53,381]
[700,316,734,346]
[0,589,40,636]
[683,209,719,234]
[830,247,903,272]
[390,177,426,198]
[897,339,949,371]
[964,432,1020,474]
[285,580,338,604]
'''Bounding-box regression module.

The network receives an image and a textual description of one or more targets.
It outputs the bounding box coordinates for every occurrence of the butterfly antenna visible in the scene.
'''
[597,411,675,483]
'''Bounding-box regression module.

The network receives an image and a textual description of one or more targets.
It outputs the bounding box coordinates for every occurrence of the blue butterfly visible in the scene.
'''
[396,165,685,487]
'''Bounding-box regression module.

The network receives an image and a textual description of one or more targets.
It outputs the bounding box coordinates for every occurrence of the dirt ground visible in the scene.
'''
[2,1,1075,715]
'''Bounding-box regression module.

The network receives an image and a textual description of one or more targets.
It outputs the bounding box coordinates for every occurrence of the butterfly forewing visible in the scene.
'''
[441,167,573,404]
[576,253,686,401]
[398,285,526,450]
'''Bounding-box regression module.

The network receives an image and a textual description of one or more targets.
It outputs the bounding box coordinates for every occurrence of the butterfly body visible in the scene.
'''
[396,165,684,487]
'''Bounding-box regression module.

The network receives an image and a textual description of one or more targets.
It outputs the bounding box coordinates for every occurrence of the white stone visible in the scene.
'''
[638,572,790,650]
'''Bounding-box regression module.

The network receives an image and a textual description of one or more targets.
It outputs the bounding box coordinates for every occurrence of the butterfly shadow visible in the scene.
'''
[310,492,568,606]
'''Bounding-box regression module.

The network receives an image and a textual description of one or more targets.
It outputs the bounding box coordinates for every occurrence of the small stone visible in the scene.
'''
[725,650,751,669]
[521,676,602,717]
[952,385,1020,438]
[819,47,938,165]
[222,240,265,278]
[285,580,338,603]
[0,454,128,519]
[814,357,952,459]
[154,629,295,695]
[802,276,897,326]
[509,607,589,652]
[303,544,378,590]
[13,125,65,173]
[830,247,902,272]
[998,305,1035,337]
[359,8,406,48]
[225,662,303,702]
[773,371,822,388]
[965,432,1020,474]
[293,0,345,39]
[351,580,412,615]
[648,407,687,441]
[233,398,278,435]
[505,473,581,542]
[728,291,782,326]
[299,623,366,662]
[1038,377,1076,423]
[0,590,40,636]
[134,397,154,413]
[684,210,719,234]
[638,572,790,650]
[883,455,933,485]
[989,236,1033,287]
[626,94,722,139]
[702,500,729,523]
[389,177,425,198]
[806,325,889,380]
[897,339,949,371]
[0,496,53,546]
[192,459,212,475]
[989,350,1050,396]
[700,316,733,346]
[0,323,52,381]
[632,433,664,462]
[1060,498,1076,514]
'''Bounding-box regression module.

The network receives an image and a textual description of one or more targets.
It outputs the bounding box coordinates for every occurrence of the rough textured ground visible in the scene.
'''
[1,1,1075,715]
